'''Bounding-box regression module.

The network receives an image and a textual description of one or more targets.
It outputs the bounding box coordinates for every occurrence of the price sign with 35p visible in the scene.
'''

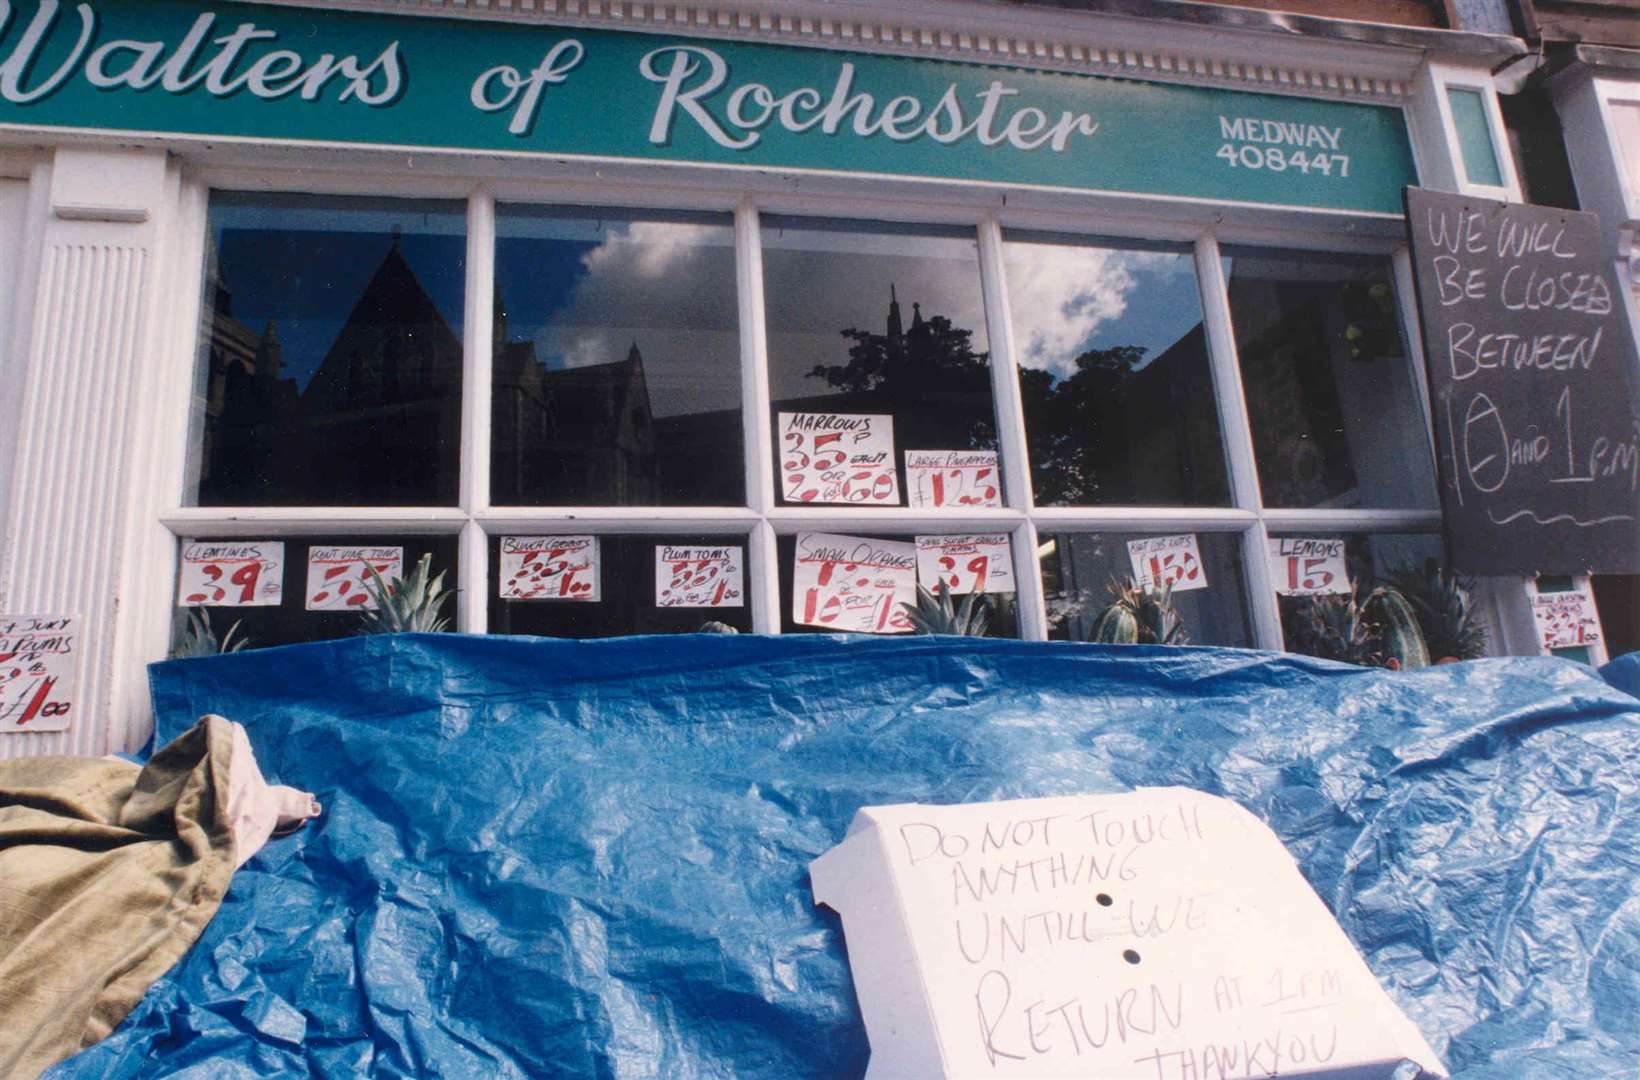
[656,545,744,608]
[0,615,78,733]
[305,546,403,611]
[177,542,285,607]
[905,450,1002,509]
[915,534,1014,595]
[1268,538,1351,597]
[500,536,600,601]
[779,412,900,505]
[1127,534,1208,592]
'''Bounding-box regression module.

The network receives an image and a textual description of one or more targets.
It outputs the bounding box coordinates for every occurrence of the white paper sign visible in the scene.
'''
[0,615,79,733]
[906,450,1002,509]
[1127,534,1208,592]
[304,546,404,611]
[915,534,1015,595]
[177,541,285,607]
[779,412,900,505]
[810,789,1448,1080]
[793,532,917,634]
[1267,538,1351,597]
[1532,589,1603,650]
[656,545,744,608]
[499,536,600,602]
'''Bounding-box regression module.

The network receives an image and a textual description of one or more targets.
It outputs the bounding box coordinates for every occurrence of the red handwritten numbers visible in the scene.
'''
[779,412,901,505]
[655,546,744,608]
[500,537,601,602]
[1126,535,1210,593]
[793,532,917,633]
[905,450,1002,509]
[1266,538,1351,597]
[177,542,285,607]
[304,546,404,611]
[915,535,1016,595]
[0,615,77,733]
[1531,590,1602,650]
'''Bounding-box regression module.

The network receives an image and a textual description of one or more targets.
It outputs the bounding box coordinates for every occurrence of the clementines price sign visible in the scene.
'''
[0,615,78,733]
[1127,534,1208,592]
[779,412,900,505]
[915,534,1015,595]
[1267,538,1351,597]
[176,542,285,607]
[304,546,403,611]
[656,545,744,608]
[500,536,600,602]
[793,532,916,633]
[906,450,1002,509]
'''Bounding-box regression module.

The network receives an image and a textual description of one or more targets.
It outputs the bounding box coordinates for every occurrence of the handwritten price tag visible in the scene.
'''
[779,412,900,505]
[0,615,78,733]
[1532,589,1603,650]
[304,546,404,611]
[500,536,600,602]
[906,450,1001,509]
[1267,538,1351,597]
[793,532,916,634]
[1127,534,1209,592]
[177,541,284,607]
[915,534,1014,595]
[655,545,744,608]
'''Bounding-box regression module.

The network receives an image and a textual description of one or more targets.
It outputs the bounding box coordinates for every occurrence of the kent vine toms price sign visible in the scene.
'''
[0,0,1414,212]
[1404,187,1640,575]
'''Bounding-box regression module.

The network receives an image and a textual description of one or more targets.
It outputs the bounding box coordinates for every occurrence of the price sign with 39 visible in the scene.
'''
[0,615,78,733]
[915,534,1015,595]
[177,542,285,607]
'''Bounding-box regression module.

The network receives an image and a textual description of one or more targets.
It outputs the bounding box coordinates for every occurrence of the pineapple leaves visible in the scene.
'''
[902,581,991,637]
[1086,577,1188,646]
[358,553,455,635]
[173,607,253,658]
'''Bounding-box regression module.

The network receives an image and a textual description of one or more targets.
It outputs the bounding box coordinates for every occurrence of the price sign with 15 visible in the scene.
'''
[1267,538,1351,597]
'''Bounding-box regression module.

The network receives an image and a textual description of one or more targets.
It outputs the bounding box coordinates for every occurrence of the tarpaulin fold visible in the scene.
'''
[41,634,1640,1078]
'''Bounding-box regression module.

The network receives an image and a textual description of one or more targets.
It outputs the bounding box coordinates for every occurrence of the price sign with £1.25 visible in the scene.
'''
[500,536,600,601]
[177,542,284,607]
[305,546,404,611]
[1127,534,1209,592]
[0,615,78,733]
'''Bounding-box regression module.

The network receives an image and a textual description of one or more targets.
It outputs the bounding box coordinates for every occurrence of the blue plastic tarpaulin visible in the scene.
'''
[45,635,1640,1078]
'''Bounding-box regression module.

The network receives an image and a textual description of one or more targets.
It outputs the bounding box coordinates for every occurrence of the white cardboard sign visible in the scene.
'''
[0,615,79,733]
[656,545,744,608]
[304,546,403,612]
[499,536,600,602]
[1127,534,1208,592]
[906,450,1002,509]
[1531,589,1603,650]
[1268,538,1352,597]
[177,541,285,607]
[810,789,1448,1079]
[779,412,900,505]
[915,534,1015,595]
[793,532,917,634]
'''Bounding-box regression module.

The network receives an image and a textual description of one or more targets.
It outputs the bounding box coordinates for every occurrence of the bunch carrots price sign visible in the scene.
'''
[500,536,600,601]
[176,542,284,606]
[0,615,78,733]
[655,545,743,608]
[793,532,917,634]
[915,535,1015,595]
[1403,187,1640,574]
[779,413,900,505]
[304,546,403,611]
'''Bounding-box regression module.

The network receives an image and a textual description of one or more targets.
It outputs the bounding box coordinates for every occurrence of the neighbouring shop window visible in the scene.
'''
[1039,531,1251,647]
[1225,248,1437,511]
[187,193,467,507]
[491,208,744,507]
[489,534,753,638]
[761,217,1001,508]
[1004,233,1230,507]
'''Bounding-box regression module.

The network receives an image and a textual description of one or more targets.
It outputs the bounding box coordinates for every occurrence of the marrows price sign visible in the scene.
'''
[1404,187,1640,574]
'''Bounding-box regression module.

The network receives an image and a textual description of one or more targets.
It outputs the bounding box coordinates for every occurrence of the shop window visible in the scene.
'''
[491,208,743,507]
[1224,248,1437,511]
[1270,533,1457,664]
[1039,531,1252,647]
[1003,232,1230,507]
[761,217,1000,508]
[490,534,753,638]
[187,193,467,507]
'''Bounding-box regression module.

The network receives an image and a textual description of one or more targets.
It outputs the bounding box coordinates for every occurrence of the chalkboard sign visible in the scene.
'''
[1404,187,1640,575]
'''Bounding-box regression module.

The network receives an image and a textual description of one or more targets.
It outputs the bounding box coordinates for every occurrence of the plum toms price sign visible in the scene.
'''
[915,534,1015,595]
[304,546,402,611]
[793,532,916,634]
[906,450,1002,510]
[0,615,78,733]
[500,536,600,601]
[176,541,284,607]
[0,0,1413,214]
[1267,538,1351,597]
[655,545,743,608]
[779,413,899,506]
[1127,534,1208,592]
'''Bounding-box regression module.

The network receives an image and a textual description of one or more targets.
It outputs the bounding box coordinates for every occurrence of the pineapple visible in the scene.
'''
[173,608,252,658]
[1087,578,1188,646]
[902,581,991,637]
[357,553,455,634]
[1386,559,1486,662]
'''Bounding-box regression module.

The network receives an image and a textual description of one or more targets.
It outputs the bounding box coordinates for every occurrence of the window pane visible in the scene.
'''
[489,534,752,638]
[190,193,466,507]
[762,217,1000,508]
[1225,248,1437,510]
[1271,533,1459,662]
[776,533,1020,637]
[491,208,743,506]
[1039,531,1251,646]
[169,534,458,652]
[1004,233,1230,506]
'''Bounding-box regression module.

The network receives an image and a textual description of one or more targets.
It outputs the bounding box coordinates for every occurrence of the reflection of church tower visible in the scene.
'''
[887,283,903,341]
[201,263,301,504]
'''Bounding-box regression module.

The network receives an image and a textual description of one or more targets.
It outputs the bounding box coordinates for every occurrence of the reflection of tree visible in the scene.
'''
[1019,344,1145,505]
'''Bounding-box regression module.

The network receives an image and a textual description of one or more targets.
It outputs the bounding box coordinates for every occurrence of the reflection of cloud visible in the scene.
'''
[1006,247,1176,379]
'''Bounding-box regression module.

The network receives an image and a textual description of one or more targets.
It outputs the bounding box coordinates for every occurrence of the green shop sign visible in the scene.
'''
[0,0,1418,213]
